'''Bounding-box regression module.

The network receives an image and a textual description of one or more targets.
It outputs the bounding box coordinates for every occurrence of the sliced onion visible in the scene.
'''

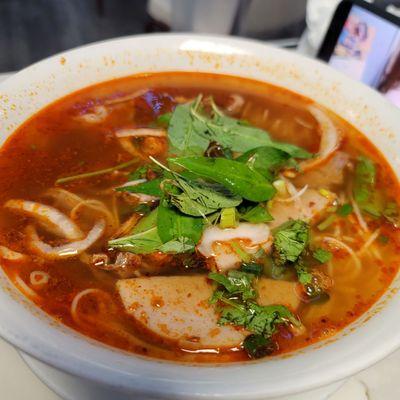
[197,223,271,271]
[115,128,166,138]
[0,245,27,261]
[15,275,39,300]
[5,199,83,240]
[27,219,105,259]
[30,271,49,287]
[299,105,341,172]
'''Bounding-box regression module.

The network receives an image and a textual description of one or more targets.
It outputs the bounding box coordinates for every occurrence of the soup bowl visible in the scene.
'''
[0,34,399,399]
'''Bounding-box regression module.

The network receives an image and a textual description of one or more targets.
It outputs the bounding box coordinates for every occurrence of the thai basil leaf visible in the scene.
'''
[239,204,273,223]
[166,177,242,217]
[158,237,196,253]
[168,102,209,156]
[169,156,276,202]
[116,178,163,196]
[108,226,163,254]
[272,220,310,265]
[157,200,203,244]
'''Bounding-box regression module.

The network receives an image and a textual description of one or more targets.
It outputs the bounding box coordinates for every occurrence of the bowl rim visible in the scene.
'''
[1,32,400,399]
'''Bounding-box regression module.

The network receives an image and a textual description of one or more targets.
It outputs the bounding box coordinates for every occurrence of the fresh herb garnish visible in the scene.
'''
[272,220,310,265]
[337,203,353,217]
[169,156,276,202]
[117,178,163,197]
[239,204,273,223]
[240,262,263,276]
[312,248,332,264]
[243,334,276,359]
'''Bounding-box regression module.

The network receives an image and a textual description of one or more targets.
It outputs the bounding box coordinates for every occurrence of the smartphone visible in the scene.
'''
[317,0,400,107]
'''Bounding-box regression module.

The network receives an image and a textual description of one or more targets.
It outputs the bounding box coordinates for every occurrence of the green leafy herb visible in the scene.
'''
[218,300,298,337]
[158,237,196,253]
[128,165,148,180]
[294,260,313,285]
[337,203,353,217]
[116,178,163,197]
[108,226,162,254]
[208,270,257,301]
[243,334,276,359]
[312,248,332,264]
[169,156,276,202]
[272,220,310,265]
[379,234,389,244]
[167,100,210,156]
[239,204,273,223]
[157,200,203,245]
[383,202,400,227]
[240,262,263,276]
[167,176,242,217]
[157,112,172,126]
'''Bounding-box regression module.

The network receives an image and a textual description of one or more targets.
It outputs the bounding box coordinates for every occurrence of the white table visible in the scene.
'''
[0,71,399,400]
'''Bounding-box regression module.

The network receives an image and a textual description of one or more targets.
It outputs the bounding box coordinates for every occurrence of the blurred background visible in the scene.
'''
[1,0,400,72]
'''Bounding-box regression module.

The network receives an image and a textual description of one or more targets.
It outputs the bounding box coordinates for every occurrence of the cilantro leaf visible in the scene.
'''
[272,220,310,265]
[337,203,353,217]
[243,334,276,359]
[208,270,257,301]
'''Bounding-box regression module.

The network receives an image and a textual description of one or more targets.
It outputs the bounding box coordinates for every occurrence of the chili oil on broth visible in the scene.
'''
[0,72,398,362]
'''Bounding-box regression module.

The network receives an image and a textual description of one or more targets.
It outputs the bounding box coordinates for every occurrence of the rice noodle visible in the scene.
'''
[70,199,119,232]
[27,219,105,259]
[275,184,308,203]
[70,288,105,323]
[299,105,341,172]
[322,236,362,278]
[350,194,368,232]
[104,89,147,105]
[358,229,380,255]
[5,199,83,240]
[30,271,49,287]
[43,188,83,210]
[279,175,302,209]
[77,106,108,124]
[0,245,27,261]
[15,275,39,300]
[115,128,166,138]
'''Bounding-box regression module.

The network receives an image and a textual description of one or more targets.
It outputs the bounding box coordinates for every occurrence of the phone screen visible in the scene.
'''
[327,4,400,107]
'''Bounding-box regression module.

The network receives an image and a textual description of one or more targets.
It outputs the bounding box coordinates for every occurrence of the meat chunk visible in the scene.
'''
[294,152,349,189]
[117,275,300,349]
[269,189,330,229]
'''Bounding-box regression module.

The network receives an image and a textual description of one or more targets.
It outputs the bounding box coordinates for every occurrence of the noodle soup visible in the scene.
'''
[0,72,398,362]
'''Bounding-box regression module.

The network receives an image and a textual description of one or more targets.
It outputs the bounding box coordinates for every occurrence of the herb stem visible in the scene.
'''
[56,158,138,185]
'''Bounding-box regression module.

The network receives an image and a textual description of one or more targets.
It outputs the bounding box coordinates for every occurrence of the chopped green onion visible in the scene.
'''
[240,262,263,276]
[337,203,353,217]
[230,241,251,262]
[56,158,138,185]
[319,188,333,199]
[317,214,337,231]
[272,180,287,196]
[220,207,238,229]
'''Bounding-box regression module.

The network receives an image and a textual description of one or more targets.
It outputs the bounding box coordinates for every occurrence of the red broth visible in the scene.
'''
[0,72,399,362]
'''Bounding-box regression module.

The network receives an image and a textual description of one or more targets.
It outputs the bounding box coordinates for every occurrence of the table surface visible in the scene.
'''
[0,71,399,400]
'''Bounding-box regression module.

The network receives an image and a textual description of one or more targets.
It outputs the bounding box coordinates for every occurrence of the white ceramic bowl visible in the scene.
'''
[0,34,399,400]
